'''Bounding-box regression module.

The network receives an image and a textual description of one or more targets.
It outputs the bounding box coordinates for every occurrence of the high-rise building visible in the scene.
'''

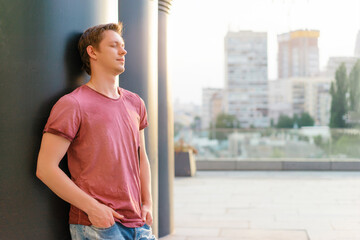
[354,30,360,57]
[210,91,224,124]
[268,79,293,124]
[201,88,223,129]
[268,77,332,126]
[224,31,269,128]
[326,57,359,78]
[278,30,320,78]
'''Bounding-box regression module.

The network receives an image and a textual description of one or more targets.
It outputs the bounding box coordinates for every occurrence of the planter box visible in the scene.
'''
[175,151,196,177]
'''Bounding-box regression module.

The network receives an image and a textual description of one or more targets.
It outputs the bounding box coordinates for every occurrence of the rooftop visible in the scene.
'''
[160,171,360,240]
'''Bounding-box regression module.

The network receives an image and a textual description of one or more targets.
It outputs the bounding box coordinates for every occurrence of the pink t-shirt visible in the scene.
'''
[43,85,148,228]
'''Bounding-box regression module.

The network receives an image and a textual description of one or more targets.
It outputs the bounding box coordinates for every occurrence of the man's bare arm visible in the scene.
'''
[139,129,153,225]
[36,132,123,227]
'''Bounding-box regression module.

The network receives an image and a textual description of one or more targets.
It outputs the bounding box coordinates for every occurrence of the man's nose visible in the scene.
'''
[119,47,127,55]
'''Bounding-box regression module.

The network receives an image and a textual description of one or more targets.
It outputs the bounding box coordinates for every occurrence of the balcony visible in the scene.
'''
[161,171,360,240]
[166,127,360,239]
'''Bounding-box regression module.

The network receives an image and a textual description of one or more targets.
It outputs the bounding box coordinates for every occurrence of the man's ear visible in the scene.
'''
[86,45,97,60]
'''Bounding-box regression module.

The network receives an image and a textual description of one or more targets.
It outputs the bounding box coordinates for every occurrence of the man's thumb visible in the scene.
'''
[141,209,147,221]
[112,209,124,219]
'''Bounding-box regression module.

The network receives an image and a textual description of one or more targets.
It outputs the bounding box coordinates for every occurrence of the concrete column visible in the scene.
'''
[118,0,159,236]
[0,1,117,239]
[158,0,174,237]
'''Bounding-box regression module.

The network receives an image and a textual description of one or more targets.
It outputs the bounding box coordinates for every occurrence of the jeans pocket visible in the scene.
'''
[143,223,151,230]
[90,223,116,231]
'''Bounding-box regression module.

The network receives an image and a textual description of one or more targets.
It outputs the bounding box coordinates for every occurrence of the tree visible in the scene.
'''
[190,116,201,131]
[330,63,348,128]
[215,113,240,128]
[297,112,315,127]
[276,115,293,128]
[210,113,240,140]
[275,112,314,129]
[348,60,360,113]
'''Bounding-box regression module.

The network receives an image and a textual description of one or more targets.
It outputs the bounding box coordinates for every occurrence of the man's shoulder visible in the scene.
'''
[121,88,143,102]
[57,92,79,104]
[62,85,92,102]
[53,86,86,109]
[67,85,86,98]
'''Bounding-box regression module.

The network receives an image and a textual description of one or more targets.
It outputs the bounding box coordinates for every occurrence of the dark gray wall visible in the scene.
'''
[0,1,116,239]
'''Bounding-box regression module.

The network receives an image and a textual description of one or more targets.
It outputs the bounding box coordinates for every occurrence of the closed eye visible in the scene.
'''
[110,41,125,48]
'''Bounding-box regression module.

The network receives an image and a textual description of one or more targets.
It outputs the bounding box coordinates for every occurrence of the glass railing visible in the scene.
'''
[175,126,360,160]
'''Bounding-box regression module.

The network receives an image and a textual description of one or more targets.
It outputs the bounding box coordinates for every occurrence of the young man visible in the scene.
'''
[36,23,156,240]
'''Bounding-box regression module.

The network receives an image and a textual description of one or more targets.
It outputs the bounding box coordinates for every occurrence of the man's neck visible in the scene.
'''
[86,73,120,99]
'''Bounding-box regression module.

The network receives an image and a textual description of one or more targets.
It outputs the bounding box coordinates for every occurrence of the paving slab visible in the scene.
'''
[220,229,309,240]
[160,171,360,240]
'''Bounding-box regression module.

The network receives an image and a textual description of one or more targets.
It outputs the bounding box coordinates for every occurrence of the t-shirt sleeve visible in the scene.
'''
[43,95,81,142]
[139,98,149,130]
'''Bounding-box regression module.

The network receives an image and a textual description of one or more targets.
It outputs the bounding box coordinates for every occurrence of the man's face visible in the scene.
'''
[94,30,127,75]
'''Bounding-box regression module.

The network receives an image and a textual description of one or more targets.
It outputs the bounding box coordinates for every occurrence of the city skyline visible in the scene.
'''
[168,0,360,105]
[224,31,269,128]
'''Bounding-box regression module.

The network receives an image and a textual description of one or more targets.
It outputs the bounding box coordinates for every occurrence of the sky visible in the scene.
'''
[167,0,360,105]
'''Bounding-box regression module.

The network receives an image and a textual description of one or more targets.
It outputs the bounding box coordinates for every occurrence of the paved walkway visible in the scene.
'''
[160,171,360,240]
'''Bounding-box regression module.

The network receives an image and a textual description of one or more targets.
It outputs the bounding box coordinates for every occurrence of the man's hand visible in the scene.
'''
[87,201,124,228]
[141,203,153,226]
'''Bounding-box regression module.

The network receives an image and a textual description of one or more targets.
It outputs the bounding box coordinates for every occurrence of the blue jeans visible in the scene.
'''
[69,222,156,240]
